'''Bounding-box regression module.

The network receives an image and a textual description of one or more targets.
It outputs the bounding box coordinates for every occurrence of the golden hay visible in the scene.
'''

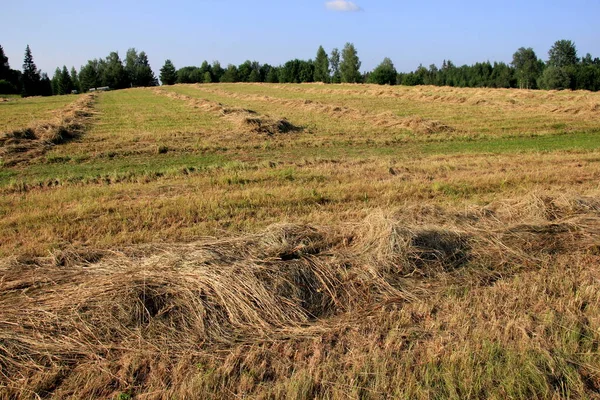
[1,194,599,397]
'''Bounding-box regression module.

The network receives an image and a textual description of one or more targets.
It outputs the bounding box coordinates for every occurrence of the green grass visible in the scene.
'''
[0,95,78,133]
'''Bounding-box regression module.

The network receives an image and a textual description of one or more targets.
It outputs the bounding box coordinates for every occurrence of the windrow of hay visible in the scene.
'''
[0,94,96,166]
[1,194,599,397]
[196,85,455,134]
[153,88,302,135]
[268,83,600,116]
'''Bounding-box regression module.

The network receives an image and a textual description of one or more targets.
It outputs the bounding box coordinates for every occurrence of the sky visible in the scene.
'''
[1,0,599,76]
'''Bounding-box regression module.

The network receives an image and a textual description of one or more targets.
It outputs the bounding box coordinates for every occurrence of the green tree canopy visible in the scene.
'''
[548,40,578,68]
[368,57,397,85]
[125,48,157,87]
[314,46,330,83]
[102,52,129,89]
[79,59,101,92]
[538,65,571,90]
[211,61,224,82]
[340,43,362,83]
[330,48,341,83]
[159,60,177,85]
[512,47,540,89]
[220,64,239,83]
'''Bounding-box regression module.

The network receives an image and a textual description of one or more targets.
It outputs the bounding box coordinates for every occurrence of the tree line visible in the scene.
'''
[1,39,599,97]
[0,46,157,96]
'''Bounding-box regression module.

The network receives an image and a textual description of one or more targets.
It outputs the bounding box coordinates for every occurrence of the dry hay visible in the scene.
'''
[1,193,599,397]
[197,85,456,134]
[0,94,96,166]
[154,88,303,135]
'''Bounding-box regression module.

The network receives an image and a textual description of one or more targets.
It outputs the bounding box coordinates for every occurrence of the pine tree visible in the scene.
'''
[102,52,128,89]
[330,48,341,83]
[39,72,53,96]
[70,67,80,92]
[136,52,157,86]
[79,60,101,92]
[60,66,73,94]
[159,60,177,85]
[340,43,362,83]
[314,46,330,83]
[0,45,10,81]
[22,45,41,97]
[52,67,62,95]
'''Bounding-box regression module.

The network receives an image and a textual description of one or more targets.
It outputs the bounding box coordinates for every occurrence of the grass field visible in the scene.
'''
[1,84,599,399]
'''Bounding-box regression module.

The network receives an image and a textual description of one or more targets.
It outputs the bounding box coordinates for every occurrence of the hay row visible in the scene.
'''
[153,88,302,135]
[270,84,600,115]
[197,85,455,134]
[0,94,97,167]
[1,193,599,397]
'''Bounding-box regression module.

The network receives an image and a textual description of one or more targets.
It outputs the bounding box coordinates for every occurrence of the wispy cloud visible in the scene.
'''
[325,0,362,12]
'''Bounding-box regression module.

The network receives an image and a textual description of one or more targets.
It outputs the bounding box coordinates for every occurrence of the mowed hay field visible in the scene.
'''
[1,84,600,399]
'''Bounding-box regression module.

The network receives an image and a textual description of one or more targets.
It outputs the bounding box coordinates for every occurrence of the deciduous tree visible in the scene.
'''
[368,57,397,85]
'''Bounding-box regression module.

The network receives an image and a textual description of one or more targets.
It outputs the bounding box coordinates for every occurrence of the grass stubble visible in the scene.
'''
[0,84,599,399]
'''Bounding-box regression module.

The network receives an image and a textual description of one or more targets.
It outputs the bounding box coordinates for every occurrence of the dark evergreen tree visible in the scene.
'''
[340,43,361,83]
[60,66,73,94]
[39,72,52,96]
[79,60,101,92]
[159,59,177,85]
[102,52,128,89]
[136,51,157,86]
[330,48,341,83]
[314,46,330,83]
[51,67,61,94]
[125,49,157,87]
[70,67,80,92]
[21,45,41,97]
[368,57,397,85]
[0,45,10,81]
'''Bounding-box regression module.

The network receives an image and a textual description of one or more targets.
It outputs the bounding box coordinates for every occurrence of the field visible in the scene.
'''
[1,83,599,399]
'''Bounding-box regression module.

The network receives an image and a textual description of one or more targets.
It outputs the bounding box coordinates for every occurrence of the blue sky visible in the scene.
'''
[1,0,599,76]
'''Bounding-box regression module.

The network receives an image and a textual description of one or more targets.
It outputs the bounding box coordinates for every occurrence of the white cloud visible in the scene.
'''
[325,0,362,12]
